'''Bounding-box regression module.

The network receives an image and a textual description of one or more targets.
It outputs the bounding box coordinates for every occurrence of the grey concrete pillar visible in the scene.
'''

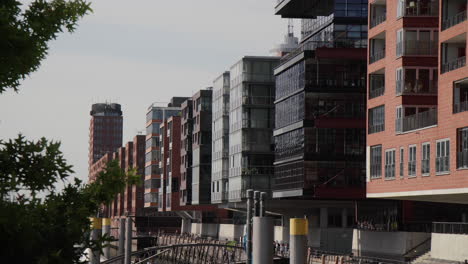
[341,208,348,228]
[118,218,126,256]
[124,217,132,264]
[90,217,102,264]
[320,208,328,228]
[252,217,274,264]
[462,213,467,223]
[102,218,111,259]
[181,218,191,234]
[246,189,254,264]
[290,218,308,264]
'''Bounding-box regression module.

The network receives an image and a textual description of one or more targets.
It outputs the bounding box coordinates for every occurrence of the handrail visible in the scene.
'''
[134,249,171,264]
[403,237,431,259]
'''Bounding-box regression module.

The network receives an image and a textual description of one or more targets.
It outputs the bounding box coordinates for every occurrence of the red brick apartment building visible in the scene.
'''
[367,0,467,204]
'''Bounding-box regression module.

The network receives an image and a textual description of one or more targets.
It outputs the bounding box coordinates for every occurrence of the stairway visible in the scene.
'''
[411,251,431,264]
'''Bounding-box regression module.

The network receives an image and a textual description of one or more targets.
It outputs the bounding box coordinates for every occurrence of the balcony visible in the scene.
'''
[442,0,467,30]
[442,34,467,73]
[275,0,334,19]
[396,78,438,96]
[370,0,387,28]
[370,33,386,64]
[369,73,385,99]
[454,78,468,113]
[398,0,438,17]
[396,108,437,133]
[396,40,437,57]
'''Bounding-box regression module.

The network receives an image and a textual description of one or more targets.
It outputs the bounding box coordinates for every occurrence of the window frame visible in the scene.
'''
[421,142,431,176]
[408,144,417,177]
[370,145,383,179]
[436,138,450,174]
[385,148,396,179]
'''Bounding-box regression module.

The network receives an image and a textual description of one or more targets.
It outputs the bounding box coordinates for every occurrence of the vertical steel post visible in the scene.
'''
[118,218,126,256]
[252,216,274,264]
[90,217,102,264]
[290,218,308,264]
[101,218,111,259]
[246,189,253,264]
[124,216,132,264]
[253,191,260,217]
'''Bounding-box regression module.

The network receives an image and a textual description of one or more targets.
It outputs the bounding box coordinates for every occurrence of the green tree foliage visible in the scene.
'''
[0,0,91,93]
[0,135,140,263]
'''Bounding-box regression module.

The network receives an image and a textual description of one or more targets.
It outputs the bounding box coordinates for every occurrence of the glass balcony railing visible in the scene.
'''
[454,101,468,113]
[396,108,437,133]
[369,74,385,99]
[442,10,467,30]
[396,40,437,56]
[370,50,385,63]
[457,150,468,169]
[442,56,466,73]
[370,13,387,28]
[396,79,438,95]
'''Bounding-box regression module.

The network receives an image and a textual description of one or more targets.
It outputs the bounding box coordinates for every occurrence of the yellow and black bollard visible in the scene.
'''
[90,217,102,264]
[290,218,308,264]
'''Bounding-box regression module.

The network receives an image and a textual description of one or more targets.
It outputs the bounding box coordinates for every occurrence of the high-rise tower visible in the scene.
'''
[88,103,123,181]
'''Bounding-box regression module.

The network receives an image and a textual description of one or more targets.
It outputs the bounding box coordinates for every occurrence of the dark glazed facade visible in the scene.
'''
[273,0,368,199]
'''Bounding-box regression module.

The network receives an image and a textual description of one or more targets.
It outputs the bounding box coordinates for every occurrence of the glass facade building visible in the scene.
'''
[273,0,367,199]
[211,72,230,204]
[228,56,279,202]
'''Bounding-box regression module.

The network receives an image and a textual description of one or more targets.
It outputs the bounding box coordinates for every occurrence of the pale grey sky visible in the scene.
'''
[0,0,297,185]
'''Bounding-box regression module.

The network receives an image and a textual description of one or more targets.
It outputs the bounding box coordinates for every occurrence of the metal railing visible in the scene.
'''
[408,160,416,177]
[421,159,430,174]
[369,74,385,99]
[457,150,468,169]
[435,156,449,173]
[442,10,467,30]
[442,56,466,73]
[454,100,468,113]
[370,13,387,28]
[396,40,437,57]
[433,222,468,234]
[399,1,438,17]
[396,79,438,95]
[370,49,385,63]
[242,96,274,105]
[385,164,396,179]
[395,108,437,133]
[369,123,385,134]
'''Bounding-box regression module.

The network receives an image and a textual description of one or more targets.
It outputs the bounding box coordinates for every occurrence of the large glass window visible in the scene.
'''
[408,145,417,177]
[275,62,305,100]
[368,105,385,134]
[422,143,430,175]
[385,149,396,179]
[453,79,468,113]
[275,92,305,129]
[400,147,405,177]
[436,139,450,173]
[370,145,382,179]
[457,127,468,169]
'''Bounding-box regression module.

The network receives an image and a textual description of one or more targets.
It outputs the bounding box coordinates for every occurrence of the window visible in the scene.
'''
[458,127,468,169]
[408,145,417,177]
[453,79,468,113]
[400,147,405,177]
[370,145,382,179]
[369,105,385,134]
[422,143,430,175]
[436,139,450,173]
[385,149,396,179]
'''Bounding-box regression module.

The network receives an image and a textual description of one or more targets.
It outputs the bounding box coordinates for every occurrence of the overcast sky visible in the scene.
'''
[0,0,297,185]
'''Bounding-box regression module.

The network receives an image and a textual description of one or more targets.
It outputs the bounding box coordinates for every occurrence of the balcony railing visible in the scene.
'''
[369,74,385,99]
[279,39,367,66]
[396,40,437,57]
[454,100,468,113]
[399,1,438,17]
[433,222,468,234]
[442,56,466,73]
[370,13,387,28]
[369,123,385,134]
[370,50,385,63]
[421,159,430,174]
[457,150,468,169]
[385,164,395,178]
[436,156,449,173]
[396,79,438,95]
[242,96,274,105]
[442,10,467,30]
[408,160,416,176]
[396,108,437,133]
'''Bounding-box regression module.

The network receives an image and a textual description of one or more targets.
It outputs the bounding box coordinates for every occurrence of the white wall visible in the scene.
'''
[352,230,430,257]
[218,224,245,241]
[431,233,468,262]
